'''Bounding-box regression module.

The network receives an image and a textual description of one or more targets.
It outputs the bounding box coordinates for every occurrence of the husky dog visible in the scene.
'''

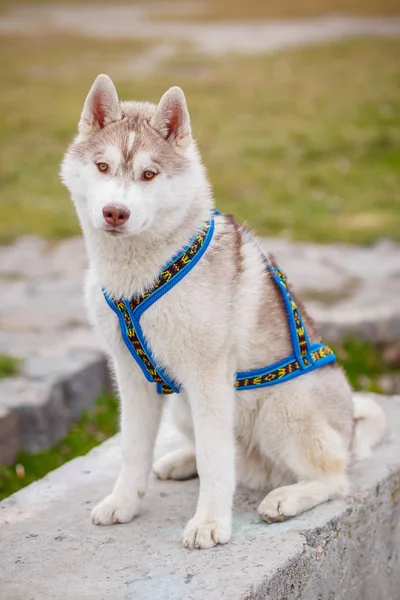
[61,75,386,550]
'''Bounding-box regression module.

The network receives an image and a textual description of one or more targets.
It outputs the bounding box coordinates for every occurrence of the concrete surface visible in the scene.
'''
[262,238,400,344]
[1,393,399,600]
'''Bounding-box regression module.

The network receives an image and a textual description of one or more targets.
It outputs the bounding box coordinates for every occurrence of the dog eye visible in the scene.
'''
[142,170,157,181]
[97,162,109,173]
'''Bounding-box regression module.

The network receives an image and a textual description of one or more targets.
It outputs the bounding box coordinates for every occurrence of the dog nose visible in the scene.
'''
[102,204,131,226]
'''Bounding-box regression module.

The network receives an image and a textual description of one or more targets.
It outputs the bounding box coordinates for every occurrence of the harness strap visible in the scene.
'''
[103,210,336,395]
[267,263,313,369]
[103,293,179,394]
[103,213,216,394]
[235,342,335,390]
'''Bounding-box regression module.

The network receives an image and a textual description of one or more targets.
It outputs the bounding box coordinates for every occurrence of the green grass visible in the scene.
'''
[0,35,149,241]
[0,394,118,501]
[333,339,400,393]
[0,35,399,243]
[0,0,176,13]
[0,354,20,378]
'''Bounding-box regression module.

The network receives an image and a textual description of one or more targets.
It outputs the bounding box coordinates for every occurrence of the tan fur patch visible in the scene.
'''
[305,437,346,475]
[203,215,240,294]
[257,255,292,356]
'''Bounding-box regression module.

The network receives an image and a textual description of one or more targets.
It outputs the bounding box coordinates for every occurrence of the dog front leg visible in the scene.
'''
[183,377,235,549]
[91,359,163,526]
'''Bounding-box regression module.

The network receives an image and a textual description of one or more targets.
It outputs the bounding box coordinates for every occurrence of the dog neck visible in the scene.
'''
[82,193,213,299]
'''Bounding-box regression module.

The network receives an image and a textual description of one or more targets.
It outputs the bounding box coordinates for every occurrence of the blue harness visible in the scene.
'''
[103,210,336,394]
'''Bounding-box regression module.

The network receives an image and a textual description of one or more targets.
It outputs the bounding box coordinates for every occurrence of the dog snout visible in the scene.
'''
[102,204,131,227]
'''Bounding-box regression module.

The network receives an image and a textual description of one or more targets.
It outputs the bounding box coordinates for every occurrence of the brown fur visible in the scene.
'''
[267,253,319,343]
[71,102,188,177]
[304,438,346,475]
[224,214,244,276]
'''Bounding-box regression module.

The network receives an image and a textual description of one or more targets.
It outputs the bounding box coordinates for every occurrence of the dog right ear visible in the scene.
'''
[78,74,121,137]
[151,87,191,155]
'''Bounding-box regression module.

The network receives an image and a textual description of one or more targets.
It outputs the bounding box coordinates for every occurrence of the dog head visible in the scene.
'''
[61,75,206,239]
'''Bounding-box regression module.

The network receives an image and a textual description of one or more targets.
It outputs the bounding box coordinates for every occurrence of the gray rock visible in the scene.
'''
[0,378,70,453]
[62,353,111,419]
[262,238,400,343]
[378,374,400,395]
[20,351,111,418]
[0,393,399,600]
[0,407,20,466]
[0,351,111,453]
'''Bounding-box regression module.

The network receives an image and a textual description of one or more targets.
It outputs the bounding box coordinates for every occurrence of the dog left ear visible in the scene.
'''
[151,87,191,154]
[79,74,121,137]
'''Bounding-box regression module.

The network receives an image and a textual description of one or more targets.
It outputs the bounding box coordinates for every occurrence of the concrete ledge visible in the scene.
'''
[0,393,399,599]
[0,351,110,455]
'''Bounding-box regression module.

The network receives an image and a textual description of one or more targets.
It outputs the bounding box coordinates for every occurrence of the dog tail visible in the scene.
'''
[352,394,387,460]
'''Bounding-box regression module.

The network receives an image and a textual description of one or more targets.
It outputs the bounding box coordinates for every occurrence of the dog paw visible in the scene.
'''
[258,487,300,523]
[183,516,231,550]
[91,494,139,526]
[153,449,197,481]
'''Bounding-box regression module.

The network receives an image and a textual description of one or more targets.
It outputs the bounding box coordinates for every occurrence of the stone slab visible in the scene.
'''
[261,238,400,343]
[0,352,110,455]
[0,407,20,466]
[21,351,111,419]
[0,393,399,600]
[0,377,70,454]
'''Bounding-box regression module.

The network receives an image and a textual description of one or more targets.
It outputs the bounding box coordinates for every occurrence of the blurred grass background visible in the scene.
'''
[157,0,400,19]
[1,35,399,243]
[1,0,399,17]
[0,0,399,499]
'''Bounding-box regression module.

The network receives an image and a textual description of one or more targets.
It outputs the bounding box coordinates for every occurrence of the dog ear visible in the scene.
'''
[79,74,121,137]
[151,87,191,154]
